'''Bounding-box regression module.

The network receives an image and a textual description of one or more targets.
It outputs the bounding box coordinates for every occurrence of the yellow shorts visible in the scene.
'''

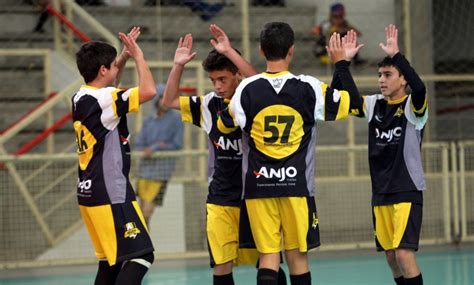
[206,203,259,267]
[137,179,167,205]
[79,201,153,265]
[245,197,320,254]
[373,202,422,251]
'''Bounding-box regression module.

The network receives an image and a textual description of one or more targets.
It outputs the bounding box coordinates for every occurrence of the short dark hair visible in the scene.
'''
[76,41,117,83]
[260,22,294,61]
[377,56,402,75]
[202,49,239,74]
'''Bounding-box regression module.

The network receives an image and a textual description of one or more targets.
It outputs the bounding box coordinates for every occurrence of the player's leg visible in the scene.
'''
[280,197,319,285]
[115,252,155,285]
[385,250,404,284]
[374,203,423,285]
[79,206,122,284]
[136,179,160,225]
[94,260,122,285]
[245,198,283,285]
[395,249,422,284]
[239,202,286,285]
[394,203,423,284]
[207,204,241,285]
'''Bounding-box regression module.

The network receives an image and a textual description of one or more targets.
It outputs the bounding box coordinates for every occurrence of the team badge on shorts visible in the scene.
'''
[312,212,319,229]
[124,222,141,239]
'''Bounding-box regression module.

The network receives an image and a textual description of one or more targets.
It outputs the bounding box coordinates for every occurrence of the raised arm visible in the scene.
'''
[162,34,197,110]
[209,24,257,77]
[119,31,156,104]
[326,32,363,113]
[114,27,141,87]
[380,24,426,112]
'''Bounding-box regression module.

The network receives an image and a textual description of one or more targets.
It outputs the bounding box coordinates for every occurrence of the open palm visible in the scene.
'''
[379,24,399,57]
[209,24,231,54]
[174,34,197,66]
[342,29,364,61]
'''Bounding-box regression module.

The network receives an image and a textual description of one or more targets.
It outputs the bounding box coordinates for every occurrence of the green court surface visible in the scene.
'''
[1,247,473,285]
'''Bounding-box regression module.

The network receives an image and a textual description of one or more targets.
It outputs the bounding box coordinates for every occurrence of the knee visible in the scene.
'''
[395,249,413,267]
[385,251,398,267]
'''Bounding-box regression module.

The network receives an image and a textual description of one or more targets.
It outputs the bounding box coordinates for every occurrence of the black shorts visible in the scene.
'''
[79,201,154,265]
[373,202,422,252]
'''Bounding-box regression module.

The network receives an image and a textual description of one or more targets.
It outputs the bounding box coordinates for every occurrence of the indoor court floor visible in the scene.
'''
[1,245,473,285]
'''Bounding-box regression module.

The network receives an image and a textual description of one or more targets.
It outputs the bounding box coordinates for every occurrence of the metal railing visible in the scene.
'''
[1,141,473,268]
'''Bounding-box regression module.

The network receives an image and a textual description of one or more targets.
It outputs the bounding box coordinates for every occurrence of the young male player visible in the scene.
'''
[162,25,287,285]
[340,25,427,285]
[72,27,156,285]
[218,22,363,285]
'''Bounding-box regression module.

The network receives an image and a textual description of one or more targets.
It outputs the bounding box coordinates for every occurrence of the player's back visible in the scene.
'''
[72,85,139,206]
[229,72,328,199]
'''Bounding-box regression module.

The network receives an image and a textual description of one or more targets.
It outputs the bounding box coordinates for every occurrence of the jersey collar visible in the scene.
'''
[387,95,408,105]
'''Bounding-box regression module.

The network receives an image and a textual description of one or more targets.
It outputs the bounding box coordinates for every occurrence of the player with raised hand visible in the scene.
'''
[73,27,156,285]
[217,22,363,285]
[339,24,427,285]
[162,26,288,285]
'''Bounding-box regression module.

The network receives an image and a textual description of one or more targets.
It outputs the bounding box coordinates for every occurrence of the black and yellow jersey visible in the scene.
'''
[180,92,243,206]
[363,94,427,206]
[361,53,428,206]
[218,62,361,199]
[72,85,139,206]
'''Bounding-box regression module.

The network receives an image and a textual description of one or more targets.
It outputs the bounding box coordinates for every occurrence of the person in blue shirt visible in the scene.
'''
[135,84,184,225]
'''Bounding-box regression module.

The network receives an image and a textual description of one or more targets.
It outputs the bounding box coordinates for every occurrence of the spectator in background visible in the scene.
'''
[144,0,224,21]
[32,0,104,33]
[135,84,184,226]
[32,0,50,33]
[311,2,365,65]
[252,0,285,6]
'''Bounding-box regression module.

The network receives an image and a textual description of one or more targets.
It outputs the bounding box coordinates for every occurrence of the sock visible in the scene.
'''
[289,272,311,285]
[278,267,287,285]
[405,274,423,285]
[394,276,405,285]
[257,268,279,285]
[94,260,122,285]
[214,272,234,285]
[115,253,154,285]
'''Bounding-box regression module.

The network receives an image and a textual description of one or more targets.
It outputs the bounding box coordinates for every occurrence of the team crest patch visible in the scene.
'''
[394,106,404,117]
[272,78,283,88]
[124,222,141,239]
[312,212,319,229]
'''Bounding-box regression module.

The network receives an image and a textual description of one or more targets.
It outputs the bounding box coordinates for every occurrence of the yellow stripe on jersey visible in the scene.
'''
[179,96,193,123]
[412,97,428,115]
[128,87,139,113]
[74,121,97,171]
[320,83,328,97]
[217,107,238,134]
[111,89,120,118]
[335,90,350,120]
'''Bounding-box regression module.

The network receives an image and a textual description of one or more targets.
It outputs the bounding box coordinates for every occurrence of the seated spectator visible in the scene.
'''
[144,0,223,21]
[311,2,366,65]
[252,0,285,6]
[135,84,184,226]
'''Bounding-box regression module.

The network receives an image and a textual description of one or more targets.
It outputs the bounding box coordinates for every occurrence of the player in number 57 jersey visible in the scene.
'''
[218,22,363,285]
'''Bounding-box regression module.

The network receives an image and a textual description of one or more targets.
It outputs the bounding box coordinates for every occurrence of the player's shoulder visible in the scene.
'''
[238,74,266,90]
[364,94,384,101]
